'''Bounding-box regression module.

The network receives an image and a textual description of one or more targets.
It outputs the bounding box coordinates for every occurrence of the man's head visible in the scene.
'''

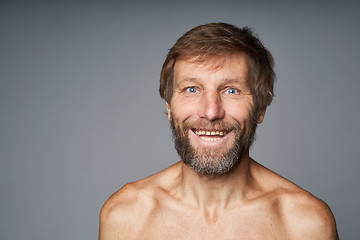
[159,22,275,116]
[159,23,275,176]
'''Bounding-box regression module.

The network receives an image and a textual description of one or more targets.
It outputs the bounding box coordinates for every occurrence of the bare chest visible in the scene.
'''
[131,208,287,240]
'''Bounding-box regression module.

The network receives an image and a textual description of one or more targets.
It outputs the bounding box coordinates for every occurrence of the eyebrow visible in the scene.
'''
[177,77,247,86]
[178,77,200,84]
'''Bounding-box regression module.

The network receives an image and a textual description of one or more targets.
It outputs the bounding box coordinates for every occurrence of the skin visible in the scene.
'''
[99,53,339,240]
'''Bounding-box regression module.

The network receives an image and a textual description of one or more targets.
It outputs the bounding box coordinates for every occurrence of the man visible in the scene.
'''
[99,22,338,239]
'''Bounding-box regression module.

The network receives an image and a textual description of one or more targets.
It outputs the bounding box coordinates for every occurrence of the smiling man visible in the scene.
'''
[99,23,338,239]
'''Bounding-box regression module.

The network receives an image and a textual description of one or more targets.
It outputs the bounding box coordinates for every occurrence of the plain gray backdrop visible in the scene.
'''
[1,0,359,239]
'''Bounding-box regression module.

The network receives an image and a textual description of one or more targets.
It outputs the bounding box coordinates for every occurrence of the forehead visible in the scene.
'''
[174,53,251,86]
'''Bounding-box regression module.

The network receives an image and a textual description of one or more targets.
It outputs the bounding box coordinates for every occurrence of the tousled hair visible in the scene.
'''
[159,22,275,113]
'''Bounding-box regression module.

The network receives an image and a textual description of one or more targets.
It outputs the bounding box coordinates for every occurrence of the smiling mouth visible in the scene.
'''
[192,129,231,142]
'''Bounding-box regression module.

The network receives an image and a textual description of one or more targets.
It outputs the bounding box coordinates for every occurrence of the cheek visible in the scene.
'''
[171,101,198,122]
[225,104,255,126]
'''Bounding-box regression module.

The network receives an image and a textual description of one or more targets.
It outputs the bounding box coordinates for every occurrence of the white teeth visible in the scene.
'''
[194,130,228,137]
[200,137,221,142]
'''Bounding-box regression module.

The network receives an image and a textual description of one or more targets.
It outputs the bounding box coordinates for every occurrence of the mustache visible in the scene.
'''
[182,119,240,132]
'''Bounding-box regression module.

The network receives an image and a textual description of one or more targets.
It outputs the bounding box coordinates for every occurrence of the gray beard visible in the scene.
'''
[170,115,257,176]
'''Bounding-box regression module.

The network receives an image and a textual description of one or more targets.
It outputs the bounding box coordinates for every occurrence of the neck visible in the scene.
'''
[179,150,255,210]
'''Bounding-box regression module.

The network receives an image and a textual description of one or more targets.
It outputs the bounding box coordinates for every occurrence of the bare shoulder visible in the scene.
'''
[99,180,151,239]
[280,189,338,239]
[252,161,338,239]
[99,163,179,240]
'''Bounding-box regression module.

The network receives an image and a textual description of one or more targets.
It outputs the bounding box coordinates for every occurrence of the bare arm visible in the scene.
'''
[284,193,339,240]
[98,183,150,240]
[99,197,123,240]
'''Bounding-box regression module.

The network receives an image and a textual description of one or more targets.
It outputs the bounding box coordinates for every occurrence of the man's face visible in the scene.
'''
[167,53,265,176]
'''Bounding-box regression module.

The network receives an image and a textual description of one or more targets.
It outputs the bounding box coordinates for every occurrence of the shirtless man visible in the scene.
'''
[99,22,338,239]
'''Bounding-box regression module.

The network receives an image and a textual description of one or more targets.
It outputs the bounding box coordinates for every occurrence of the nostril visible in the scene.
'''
[197,94,225,121]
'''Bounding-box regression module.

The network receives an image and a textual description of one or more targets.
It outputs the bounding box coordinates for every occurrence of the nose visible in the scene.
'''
[197,92,225,121]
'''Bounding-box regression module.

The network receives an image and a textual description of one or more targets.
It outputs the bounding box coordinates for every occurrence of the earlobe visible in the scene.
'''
[257,108,266,124]
[166,102,171,122]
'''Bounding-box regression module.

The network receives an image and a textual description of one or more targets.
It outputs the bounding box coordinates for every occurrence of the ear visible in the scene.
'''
[257,107,266,124]
[166,102,171,122]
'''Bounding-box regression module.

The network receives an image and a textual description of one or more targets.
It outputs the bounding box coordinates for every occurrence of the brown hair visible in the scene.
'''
[159,22,275,112]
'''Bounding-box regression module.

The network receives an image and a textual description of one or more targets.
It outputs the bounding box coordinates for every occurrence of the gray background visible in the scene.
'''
[1,0,359,239]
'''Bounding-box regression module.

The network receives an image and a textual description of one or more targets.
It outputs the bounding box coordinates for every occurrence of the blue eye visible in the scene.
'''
[225,88,238,94]
[186,87,198,93]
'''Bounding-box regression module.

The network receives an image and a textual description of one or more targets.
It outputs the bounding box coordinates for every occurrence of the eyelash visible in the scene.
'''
[225,88,238,94]
[186,87,198,93]
[184,87,240,95]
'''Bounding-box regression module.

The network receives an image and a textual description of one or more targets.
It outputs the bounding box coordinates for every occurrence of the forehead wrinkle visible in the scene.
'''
[178,52,250,71]
[174,53,251,88]
[176,76,249,90]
